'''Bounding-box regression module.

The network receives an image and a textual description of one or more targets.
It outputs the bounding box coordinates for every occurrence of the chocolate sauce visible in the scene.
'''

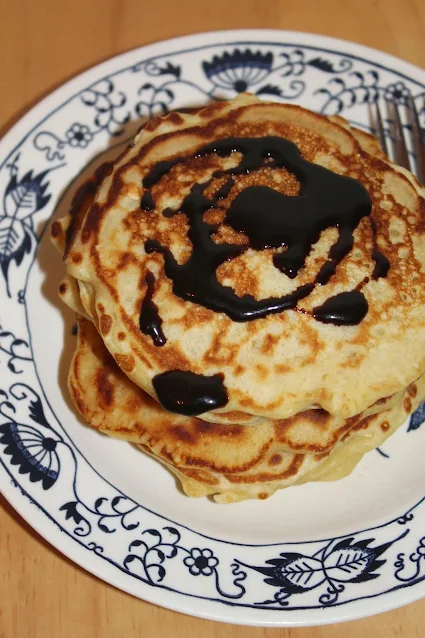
[215,178,234,200]
[372,250,390,279]
[162,207,176,218]
[313,290,368,325]
[145,238,315,321]
[143,159,177,189]
[315,227,354,285]
[142,136,373,325]
[316,261,338,285]
[139,271,166,346]
[141,191,155,211]
[152,370,228,416]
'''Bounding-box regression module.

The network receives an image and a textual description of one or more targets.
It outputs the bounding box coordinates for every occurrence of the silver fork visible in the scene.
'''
[372,96,425,185]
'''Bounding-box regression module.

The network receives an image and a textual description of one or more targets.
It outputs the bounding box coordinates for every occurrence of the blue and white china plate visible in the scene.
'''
[1,30,425,627]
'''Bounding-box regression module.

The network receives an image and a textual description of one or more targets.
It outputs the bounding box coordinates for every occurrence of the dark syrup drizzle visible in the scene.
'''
[313,290,368,325]
[139,271,166,346]
[142,136,374,324]
[141,191,155,211]
[372,250,390,279]
[152,370,228,416]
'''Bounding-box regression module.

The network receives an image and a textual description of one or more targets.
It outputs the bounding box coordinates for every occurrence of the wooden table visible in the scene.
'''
[1,0,425,636]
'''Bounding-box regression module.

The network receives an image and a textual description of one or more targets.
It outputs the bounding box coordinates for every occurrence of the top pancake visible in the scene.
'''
[58,93,425,422]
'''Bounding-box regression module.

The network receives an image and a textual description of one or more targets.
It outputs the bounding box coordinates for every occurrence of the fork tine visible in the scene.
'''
[407,94,425,185]
[373,100,389,156]
[389,99,411,171]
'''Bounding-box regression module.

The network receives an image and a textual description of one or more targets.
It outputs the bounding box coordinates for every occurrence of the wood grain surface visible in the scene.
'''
[1,0,425,636]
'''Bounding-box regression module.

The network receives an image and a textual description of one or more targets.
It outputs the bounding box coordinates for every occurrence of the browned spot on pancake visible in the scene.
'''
[64,172,103,258]
[58,282,67,295]
[277,409,330,433]
[341,351,366,368]
[178,468,220,486]
[126,340,154,370]
[172,305,212,326]
[416,219,425,234]
[239,397,258,410]
[404,397,412,413]
[81,203,102,244]
[275,363,291,374]
[376,395,392,405]
[234,364,245,376]
[274,409,359,454]
[50,221,62,238]
[68,375,89,419]
[297,322,325,366]
[93,161,114,184]
[167,112,184,126]
[314,451,330,461]
[380,421,390,432]
[199,102,228,118]
[118,251,139,271]
[96,368,114,407]
[178,106,201,115]
[126,395,144,413]
[215,410,252,423]
[269,454,282,466]
[193,421,217,434]
[318,388,330,402]
[255,364,268,381]
[118,332,126,341]
[105,172,130,211]
[202,325,238,365]
[72,392,89,418]
[98,303,105,313]
[225,454,304,484]
[261,333,279,355]
[71,252,82,264]
[418,197,425,233]
[194,421,244,437]
[144,116,163,133]
[407,383,418,398]
[115,353,135,372]
[183,439,272,474]
[341,414,376,441]
[100,314,113,336]
[258,493,269,500]
[171,426,197,445]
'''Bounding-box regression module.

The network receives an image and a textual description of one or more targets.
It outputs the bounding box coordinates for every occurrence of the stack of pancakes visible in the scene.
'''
[51,94,425,503]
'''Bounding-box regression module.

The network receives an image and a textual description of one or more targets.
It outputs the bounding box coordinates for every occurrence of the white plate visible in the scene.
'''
[1,30,425,628]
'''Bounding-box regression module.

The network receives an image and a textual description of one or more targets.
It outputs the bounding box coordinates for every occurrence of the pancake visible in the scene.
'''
[55,139,414,456]
[55,93,425,425]
[328,114,389,161]
[69,317,425,503]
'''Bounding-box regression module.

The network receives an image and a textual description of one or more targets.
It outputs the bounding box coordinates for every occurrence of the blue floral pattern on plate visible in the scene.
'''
[1,32,425,626]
